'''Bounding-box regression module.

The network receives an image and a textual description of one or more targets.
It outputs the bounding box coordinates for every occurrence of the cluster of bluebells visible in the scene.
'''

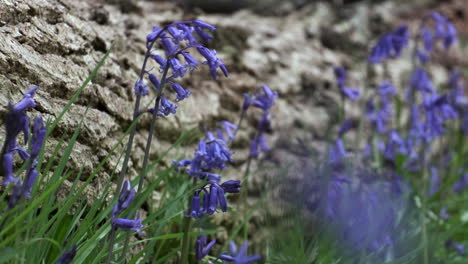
[321,11,467,257]
[174,85,278,263]
[416,12,457,64]
[136,19,228,117]
[244,85,278,158]
[111,180,143,234]
[195,235,260,264]
[321,171,407,253]
[174,123,241,218]
[1,86,46,209]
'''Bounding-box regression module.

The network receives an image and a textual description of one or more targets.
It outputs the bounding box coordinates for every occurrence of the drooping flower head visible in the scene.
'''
[2,86,39,185]
[112,215,144,234]
[112,179,136,217]
[369,24,409,63]
[249,85,278,157]
[139,20,228,118]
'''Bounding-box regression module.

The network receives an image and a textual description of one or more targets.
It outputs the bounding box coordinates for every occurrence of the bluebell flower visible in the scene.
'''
[8,180,23,209]
[421,27,433,52]
[151,54,167,70]
[195,235,216,262]
[221,180,241,193]
[334,67,360,100]
[383,130,406,161]
[22,117,46,199]
[195,26,214,43]
[422,93,459,141]
[182,52,199,71]
[207,184,227,214]
[167,26,185,44]
[161,37,178,56]
[430,12,457,50]
[204,131,233,170]
[112,215,143,234]
[253,85,278,111]
[112,179,136,217]
[56,245,77,264]
[366,97,393,134]
[148,73,160,91]
[329,138,347,165]
[341,87,360,101]
[157,97,178,116]
[146,25,166,44]
[369,24,409,63]
[440,207,449,220]
[338,119,354,137]
[193,20,216,31]
[170,82,191,102]
[416,49,429,64]
[334,67,347,87]
[30,117,46,159]
[249,134,268,158]
[445,240,465,255]
[378,81,396,96]
[169,58,187,79]
[188,193,204,218]
[452,172,468,193]
[410,68,434,94]
[221,121,238,141]
[242,94,253,110]
[134,80,149,96]
[2,86,39,185]
[176,24,198,45]
[197,47,228,80]
[219,241,261,264]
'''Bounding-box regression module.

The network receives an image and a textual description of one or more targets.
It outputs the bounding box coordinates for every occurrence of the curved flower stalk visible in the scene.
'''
[108,19,229,263]
[132,19,229,193]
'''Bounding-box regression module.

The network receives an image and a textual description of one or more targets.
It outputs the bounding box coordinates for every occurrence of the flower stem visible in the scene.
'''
[242,151,254,241]
[180,215,193,264]
[181,178,197,264]
[120,64,172,261]
[105,228,117,264]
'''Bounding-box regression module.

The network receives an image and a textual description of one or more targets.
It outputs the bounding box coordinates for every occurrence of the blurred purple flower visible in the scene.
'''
[195,235,216,262]
[219,241,261,264]
[112,215,143,234]
[2,86,39,185]
[56,245,77,264]
[369,24,409,63]
[112,179,136,217]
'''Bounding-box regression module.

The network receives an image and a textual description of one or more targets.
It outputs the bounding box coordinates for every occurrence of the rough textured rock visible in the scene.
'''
[1,0,468,214]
